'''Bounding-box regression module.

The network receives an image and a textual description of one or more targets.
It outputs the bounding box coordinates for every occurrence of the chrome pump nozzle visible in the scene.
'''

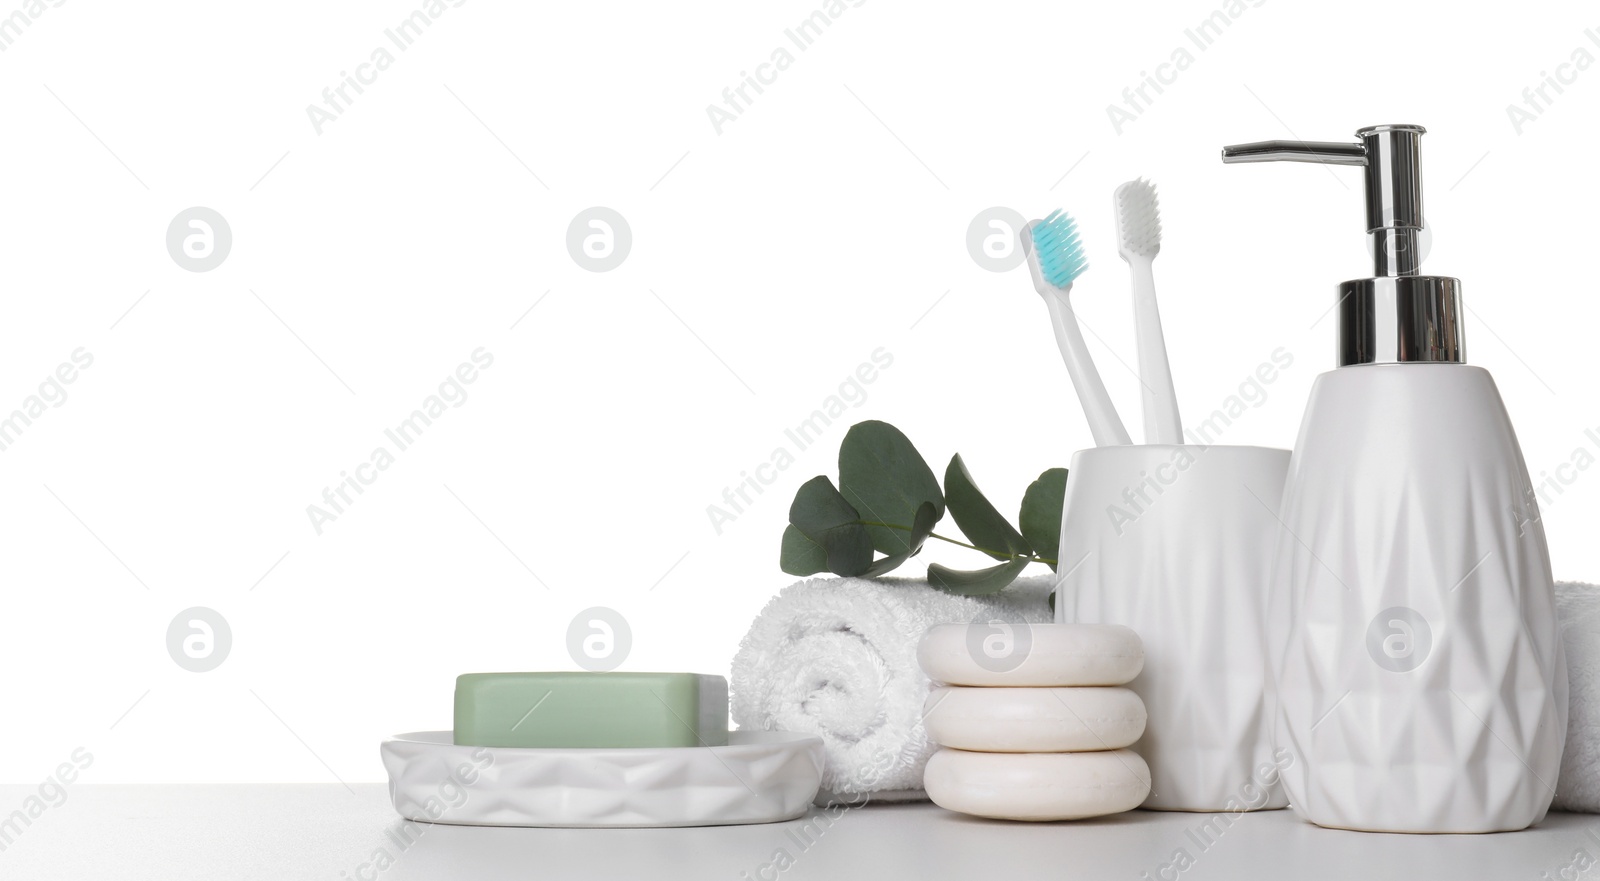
[1221,125,1463,365]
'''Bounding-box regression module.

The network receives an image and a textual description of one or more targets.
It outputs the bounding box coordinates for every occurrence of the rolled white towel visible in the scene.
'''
[731,573,1053,799]
[1556,580,1600,813]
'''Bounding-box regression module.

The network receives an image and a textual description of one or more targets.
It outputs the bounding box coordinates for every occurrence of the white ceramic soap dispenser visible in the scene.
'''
[1222,125,1567,833]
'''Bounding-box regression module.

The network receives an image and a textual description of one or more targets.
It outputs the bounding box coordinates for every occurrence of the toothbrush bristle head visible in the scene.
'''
[1028,209,1089,289]
[1114,178,1162,258]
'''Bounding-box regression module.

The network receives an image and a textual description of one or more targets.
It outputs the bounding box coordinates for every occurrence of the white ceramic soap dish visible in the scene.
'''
[380,730,825,828]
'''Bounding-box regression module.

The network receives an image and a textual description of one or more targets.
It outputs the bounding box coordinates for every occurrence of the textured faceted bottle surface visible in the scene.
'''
[1271,365,1567,833]
[1063,444,1291,812]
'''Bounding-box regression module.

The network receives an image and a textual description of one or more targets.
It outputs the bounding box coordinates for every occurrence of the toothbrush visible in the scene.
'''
[1021,210,1131,447]
[1114,179,1183,444]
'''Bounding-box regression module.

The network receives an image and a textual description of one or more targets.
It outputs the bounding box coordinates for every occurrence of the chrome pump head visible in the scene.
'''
[1221,125,1464,366]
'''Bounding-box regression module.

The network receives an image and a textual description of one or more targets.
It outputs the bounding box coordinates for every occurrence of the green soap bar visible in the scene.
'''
[453,672,729,748]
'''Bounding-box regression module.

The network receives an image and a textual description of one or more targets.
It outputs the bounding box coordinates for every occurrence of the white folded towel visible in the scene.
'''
[1556,580,1600,813]
[731,573,1054,799]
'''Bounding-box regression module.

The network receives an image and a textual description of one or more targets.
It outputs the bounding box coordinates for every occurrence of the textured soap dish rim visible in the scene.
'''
[380,729,826,828]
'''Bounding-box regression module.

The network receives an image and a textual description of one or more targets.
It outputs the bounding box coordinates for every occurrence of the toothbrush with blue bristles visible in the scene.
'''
[1021,210,1131,446]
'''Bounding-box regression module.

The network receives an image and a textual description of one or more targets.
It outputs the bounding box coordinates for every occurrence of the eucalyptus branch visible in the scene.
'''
[778,420,1069,594]
[858,520,1057,566]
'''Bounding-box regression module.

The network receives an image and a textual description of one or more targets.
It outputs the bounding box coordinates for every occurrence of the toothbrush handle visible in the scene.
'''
[1046,291,1131,447]
[1130,258,1183,444]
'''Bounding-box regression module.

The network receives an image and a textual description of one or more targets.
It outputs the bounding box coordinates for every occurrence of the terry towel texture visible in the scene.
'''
[1557,580,1600,813]
[731,574,1053,797]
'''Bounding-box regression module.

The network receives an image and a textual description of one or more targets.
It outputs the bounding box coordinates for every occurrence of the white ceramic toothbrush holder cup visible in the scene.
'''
[1057,444,1291,812]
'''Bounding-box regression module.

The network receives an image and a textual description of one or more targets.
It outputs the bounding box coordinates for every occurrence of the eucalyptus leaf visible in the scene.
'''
[861,500,939,577]
[821,524,874,577]
[788,475,875,577]
[927,557,1031,596]
[838,421,944,556]
[1020,467,1069,571]
[944,454,1031,561]
[908,499,938,554]
[779,525,829,576]
[789,476,860,544]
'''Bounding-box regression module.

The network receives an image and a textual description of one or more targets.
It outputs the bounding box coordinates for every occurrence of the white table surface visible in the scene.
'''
[1,784,1595,879]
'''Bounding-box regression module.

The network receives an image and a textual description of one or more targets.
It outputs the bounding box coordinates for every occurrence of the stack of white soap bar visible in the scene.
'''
[916,623,1151,821]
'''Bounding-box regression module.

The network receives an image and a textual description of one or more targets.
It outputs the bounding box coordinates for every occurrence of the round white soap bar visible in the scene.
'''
[917,623,1143,687]
[924,748,1151,821]
[923,686,1146,752]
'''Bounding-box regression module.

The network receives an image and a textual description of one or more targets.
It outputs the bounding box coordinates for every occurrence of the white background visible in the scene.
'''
[1,0,1596,784]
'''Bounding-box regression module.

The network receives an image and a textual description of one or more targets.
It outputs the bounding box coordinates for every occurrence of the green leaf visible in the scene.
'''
[944,454,1031,561]
[908,500,938,555]
[1020,468,1069,571]
[789,475,860,541]
[788,476,874,577]
[821,525,874,577]
[861,555,903,578]
[837,421,944,556]
[779,525,829,576]
[862,500,938,577]
[927,557,1031,596]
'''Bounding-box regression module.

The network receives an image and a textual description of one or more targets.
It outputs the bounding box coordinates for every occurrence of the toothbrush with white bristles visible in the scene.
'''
[1114,179,1183,444]
[1021,210,1131,447]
